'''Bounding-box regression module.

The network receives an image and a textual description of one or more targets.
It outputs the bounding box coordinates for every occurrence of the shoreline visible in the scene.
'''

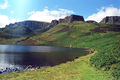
[0,45,94,74]
[1,49,111,80]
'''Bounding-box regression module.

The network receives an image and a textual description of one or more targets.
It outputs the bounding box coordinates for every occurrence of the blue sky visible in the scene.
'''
[0,0,120,27]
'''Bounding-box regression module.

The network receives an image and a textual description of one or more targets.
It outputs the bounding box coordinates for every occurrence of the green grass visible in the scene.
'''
[0,52,113,80]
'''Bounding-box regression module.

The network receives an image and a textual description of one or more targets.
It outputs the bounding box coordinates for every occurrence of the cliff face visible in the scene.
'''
[100,16,120,24]
[62,15,84,23]
[49,15,84,27]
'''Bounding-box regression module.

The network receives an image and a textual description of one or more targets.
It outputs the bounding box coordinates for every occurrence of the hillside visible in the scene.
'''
[0,20,50,38]
[19,21,120,79]
[0,15,120,80]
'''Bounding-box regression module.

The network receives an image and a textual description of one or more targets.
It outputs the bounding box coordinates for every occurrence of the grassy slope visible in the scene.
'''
[0,53,113,80]
[20,21,100,45]
[0,21,119,80]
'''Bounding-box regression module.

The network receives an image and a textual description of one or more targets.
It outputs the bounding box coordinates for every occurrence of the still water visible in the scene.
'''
[0,45,88,73]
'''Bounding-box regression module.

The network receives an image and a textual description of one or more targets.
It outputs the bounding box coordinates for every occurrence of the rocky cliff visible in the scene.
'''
[61,15,84,23]
[49,15,84,27]
[100,16,120,24]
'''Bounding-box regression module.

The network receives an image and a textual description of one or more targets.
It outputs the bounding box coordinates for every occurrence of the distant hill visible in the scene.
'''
[0,15,120,39]
[0,20,50,38]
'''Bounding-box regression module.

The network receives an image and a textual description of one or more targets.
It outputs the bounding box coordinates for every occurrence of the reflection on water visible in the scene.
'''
[0,45,88,74]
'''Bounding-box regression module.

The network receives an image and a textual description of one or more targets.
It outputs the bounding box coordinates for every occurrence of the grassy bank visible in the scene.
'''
[0,52,113,80]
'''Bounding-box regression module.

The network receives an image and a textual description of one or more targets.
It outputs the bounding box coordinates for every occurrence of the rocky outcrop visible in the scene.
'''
[100,16,120,24]
[49,20,59,27]
[61,15,84,23]
[49,15,85,27]
[86,20,97,23]
[59,15,84,23]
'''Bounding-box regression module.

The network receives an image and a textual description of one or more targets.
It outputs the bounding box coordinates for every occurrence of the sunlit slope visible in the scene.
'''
[20,21,117,46]
[20,21,120,79]
[20,21,100,45]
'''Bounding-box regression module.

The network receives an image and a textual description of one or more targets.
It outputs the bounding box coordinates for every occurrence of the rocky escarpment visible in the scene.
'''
[49,15,84,27]
[100,16,120,24]
[61,15,85,23]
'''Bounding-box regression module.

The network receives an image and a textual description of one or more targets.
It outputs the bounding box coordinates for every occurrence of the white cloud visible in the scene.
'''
[28,8,74,22]
[0,8,74,28]
[0,15,18,28]
[86,7,120,22]
[0,0,8,9]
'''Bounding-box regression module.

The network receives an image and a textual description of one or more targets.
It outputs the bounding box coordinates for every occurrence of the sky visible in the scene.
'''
[0,0,120,28]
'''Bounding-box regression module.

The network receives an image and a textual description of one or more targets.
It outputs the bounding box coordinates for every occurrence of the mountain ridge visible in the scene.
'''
[0,15,120,39]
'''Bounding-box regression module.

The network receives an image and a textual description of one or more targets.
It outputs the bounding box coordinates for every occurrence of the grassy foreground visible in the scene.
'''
[0,52,112,80]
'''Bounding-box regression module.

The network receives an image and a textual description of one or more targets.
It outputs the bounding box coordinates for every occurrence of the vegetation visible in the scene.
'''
[0,52,113,80]
[0,21,120,79]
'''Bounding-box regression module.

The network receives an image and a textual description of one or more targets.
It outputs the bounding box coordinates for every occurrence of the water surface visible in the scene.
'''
[0,45,88,73]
